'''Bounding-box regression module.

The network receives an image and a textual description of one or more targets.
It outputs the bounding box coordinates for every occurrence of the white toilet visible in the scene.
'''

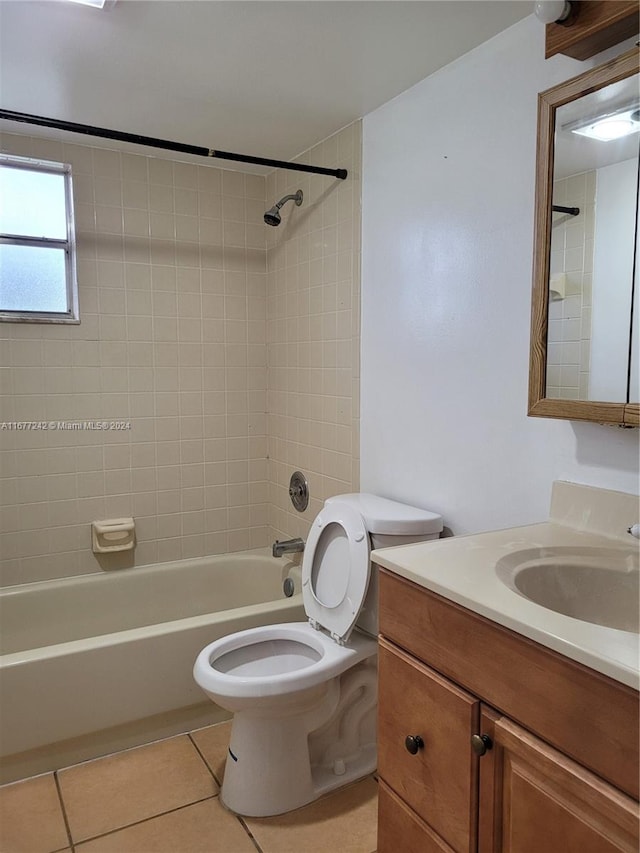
[193,493,442,816]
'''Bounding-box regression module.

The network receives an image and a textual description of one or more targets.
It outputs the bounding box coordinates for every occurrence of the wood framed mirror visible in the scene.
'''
[529,47,639,426]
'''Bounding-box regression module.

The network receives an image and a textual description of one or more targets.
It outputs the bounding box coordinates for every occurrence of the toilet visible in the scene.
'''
[193,493,442,817]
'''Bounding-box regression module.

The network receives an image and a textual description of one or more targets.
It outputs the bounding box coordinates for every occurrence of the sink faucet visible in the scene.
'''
[272,538,305,558]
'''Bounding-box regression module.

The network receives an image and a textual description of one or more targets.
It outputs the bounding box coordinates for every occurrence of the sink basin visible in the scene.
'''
[496,546,639,633]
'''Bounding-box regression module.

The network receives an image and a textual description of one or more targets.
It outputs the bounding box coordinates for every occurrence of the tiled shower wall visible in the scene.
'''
[0,133,270,585]
[0,123,362,585]
[266,123,362,541]
[546,170,595,400]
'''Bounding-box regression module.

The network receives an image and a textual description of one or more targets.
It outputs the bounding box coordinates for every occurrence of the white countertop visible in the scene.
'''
[372,521,639,690]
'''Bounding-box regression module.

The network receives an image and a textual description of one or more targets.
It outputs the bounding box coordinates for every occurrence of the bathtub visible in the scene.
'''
[0,548,304,782]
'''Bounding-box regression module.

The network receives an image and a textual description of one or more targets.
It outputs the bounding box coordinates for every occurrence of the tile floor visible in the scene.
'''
[0,721,378,853]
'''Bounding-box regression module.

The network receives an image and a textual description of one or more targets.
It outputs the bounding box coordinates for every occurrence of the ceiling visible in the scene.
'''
[0,1,530,171]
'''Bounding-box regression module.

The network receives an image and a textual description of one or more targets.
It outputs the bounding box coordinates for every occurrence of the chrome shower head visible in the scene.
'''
[264,189,303,226]
[264,207,282,226]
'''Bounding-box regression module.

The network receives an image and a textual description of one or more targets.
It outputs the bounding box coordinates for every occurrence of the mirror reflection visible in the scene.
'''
[545,73,639,403]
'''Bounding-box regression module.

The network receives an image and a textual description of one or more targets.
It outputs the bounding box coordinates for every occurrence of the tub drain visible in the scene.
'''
[283,577,295,598]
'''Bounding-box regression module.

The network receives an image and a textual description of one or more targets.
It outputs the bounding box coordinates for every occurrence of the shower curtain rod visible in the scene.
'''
[552,204,580,216]
[0,108,348,180]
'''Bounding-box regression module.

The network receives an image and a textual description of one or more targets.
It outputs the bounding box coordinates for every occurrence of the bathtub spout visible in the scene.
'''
[272,538,305,558]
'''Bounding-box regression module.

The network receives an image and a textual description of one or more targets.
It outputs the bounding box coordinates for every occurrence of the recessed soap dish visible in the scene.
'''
[92,518,136,553]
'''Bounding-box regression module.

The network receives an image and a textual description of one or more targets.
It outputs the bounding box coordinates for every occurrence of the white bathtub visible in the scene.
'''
[0,549,304,782]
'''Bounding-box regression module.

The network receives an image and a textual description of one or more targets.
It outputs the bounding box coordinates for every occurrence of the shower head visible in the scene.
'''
[264,207,282,227]
[264,189,303,226]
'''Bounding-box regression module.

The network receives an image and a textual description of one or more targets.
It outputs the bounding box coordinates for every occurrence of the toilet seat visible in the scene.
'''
[302,502,370,643]
[194,622,376,701]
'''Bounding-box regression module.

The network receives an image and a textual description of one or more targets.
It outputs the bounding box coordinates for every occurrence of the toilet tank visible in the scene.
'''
[324,494,443,637]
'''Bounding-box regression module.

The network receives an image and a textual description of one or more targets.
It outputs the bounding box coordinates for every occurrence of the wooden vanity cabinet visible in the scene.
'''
[377,569,640,853]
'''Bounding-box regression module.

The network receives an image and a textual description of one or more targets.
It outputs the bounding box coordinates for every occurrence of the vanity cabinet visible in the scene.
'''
[377,569,640,853]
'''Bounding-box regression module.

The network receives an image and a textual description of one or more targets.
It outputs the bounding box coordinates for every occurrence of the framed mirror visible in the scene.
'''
[529,48,639,426]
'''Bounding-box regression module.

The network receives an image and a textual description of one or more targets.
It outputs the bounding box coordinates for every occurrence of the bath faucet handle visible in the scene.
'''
[627,524,640,539]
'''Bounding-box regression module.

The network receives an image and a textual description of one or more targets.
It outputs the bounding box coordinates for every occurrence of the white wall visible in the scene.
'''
[361,16,639,535]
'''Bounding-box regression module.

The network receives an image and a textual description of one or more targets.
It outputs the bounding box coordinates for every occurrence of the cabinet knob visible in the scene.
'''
[471,733,493,756]
[404,735,424,755]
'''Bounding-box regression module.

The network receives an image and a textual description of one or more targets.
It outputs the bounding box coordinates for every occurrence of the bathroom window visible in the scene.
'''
[0,154,79,323]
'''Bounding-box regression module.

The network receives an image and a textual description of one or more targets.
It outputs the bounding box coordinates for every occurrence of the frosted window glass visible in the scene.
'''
[0,244,68,313]
[0,166,67,239]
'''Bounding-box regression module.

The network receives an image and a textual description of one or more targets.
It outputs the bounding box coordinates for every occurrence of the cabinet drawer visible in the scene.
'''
[378,638,480,853]
[378,780,455,853]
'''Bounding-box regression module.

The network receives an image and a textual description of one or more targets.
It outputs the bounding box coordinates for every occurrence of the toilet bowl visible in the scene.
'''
[194,622,376,710]
[193,493,442,817]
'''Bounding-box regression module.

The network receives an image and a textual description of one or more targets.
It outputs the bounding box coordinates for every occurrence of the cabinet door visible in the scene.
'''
[478,709,640,853]
[378,779,455,853]
[378,638,480,853]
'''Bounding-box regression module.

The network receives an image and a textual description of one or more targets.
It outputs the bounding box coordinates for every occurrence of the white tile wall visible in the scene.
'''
[0,133,270,584]
[0,125,362,584]
[265,122,362,541]
[547,171,595,400]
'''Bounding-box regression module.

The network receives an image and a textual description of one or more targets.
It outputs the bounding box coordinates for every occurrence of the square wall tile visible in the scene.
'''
[265,122,361,542]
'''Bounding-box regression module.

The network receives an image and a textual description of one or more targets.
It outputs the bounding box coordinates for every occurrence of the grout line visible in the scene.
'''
[237,815,264,853]
[53,771,74,852]
[187,730,224,788]
[53,729,202,777]
[71,794,217,847]
[187,726,263,852]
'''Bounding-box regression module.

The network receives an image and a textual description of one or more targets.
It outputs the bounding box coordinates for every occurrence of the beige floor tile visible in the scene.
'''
[57,735,218,843]
[245,776,378,853]
[189,720,232,784]
[75,798,256,853]
[0,773,69,853]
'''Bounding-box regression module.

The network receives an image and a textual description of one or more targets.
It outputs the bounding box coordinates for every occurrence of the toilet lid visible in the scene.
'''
[302,502,371,643]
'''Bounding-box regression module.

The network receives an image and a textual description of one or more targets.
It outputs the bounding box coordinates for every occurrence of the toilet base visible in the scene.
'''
[310,742,376,798]
[220,659,377,817]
